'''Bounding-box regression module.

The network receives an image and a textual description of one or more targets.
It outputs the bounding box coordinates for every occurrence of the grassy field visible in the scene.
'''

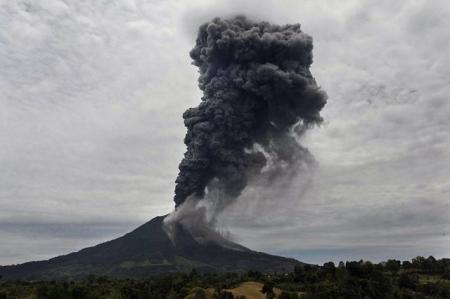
[224,281,283,299]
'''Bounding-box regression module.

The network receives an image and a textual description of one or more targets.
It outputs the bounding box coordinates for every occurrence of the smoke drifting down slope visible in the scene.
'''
[165,16,327,242]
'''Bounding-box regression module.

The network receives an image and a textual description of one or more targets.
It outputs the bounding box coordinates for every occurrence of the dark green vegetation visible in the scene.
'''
[0,256,449,299]
[0,216,299,280]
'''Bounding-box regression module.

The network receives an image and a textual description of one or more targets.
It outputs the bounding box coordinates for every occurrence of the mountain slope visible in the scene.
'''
[0,216,301,280]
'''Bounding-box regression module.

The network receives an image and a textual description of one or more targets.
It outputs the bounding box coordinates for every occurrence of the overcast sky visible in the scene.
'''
[1,0,449,265]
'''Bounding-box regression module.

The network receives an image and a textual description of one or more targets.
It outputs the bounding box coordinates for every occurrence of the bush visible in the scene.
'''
[398,271,419,289]
[71,286,90,299]
[279,291,300,299]
[261,282,274,295]
[185,287,207,299]
[218,291,234,299]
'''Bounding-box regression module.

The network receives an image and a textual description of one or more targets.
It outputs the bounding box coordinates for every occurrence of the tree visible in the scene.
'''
[247,270,262,280]
[185,287,207,299]
[71,286,90,299]
[322,262,336,278]
[398,271,419,290]
[120,285,140,299]
[294,266,306,283]
[36,285,49,299]
[443,268,450,280]
[385,259,401,274]
[412,256,426,269]
[218,291,234,299]
[346,261,364,278]
[261,282,274,295]
[166,290,179,299]
[424,256,438,273]
[420,282,440,298]
[402,261,412,269]
[279,291,300,299]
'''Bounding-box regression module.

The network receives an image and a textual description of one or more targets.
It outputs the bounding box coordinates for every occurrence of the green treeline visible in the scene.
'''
[0,256,449,299]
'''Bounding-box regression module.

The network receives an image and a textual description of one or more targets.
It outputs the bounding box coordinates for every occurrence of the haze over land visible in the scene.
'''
[1,0,449,265]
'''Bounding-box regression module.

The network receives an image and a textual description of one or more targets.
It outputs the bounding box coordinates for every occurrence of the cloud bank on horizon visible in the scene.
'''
[0,0,449,264]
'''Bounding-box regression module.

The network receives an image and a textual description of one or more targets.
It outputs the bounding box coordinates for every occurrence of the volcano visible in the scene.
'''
[0,216,301,280]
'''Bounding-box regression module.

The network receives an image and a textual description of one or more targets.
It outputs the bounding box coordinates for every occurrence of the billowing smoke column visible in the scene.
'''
[173,16,327,209]
[165,16,327,246]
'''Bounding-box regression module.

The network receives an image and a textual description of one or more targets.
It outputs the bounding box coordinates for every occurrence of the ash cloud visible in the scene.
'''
[165,16,327,242]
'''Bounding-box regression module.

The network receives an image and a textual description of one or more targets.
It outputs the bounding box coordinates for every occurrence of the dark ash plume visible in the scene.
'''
[173,16,327,209]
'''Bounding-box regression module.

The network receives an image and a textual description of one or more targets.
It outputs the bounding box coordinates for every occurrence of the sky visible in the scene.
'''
[0,0,449,265]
